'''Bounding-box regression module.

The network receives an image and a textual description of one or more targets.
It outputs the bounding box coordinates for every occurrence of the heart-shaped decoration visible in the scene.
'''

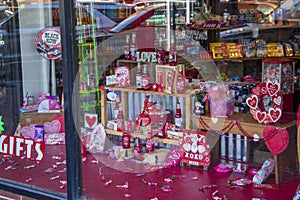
[268,108,282,123]
[263,126,289,156]
[256,111,267,123]
[273,96,282,106]
[211,117,218,124]
[44,120,61,134]
[246,95,258,109]
[86,115,97,128]
[266,81,280,96]
[21,124,37,139]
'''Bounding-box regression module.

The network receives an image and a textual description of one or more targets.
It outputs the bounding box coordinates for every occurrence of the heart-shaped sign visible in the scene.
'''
[268,108,282,123]
[21,124,37,139]
[256,111,267,123]
[263,126,289,156]
[86,115,97,128]
[266,81,280,96]
[246,95,258,109]
[44,120,61,134]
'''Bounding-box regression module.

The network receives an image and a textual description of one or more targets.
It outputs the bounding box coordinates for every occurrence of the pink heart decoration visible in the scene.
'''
[263,126,289,156]
[246,95,258,109]
[268,108,282,123]
[21,124,37,139]
[44,120,61,134]
[266,81,280,96]
[256,111,267,123]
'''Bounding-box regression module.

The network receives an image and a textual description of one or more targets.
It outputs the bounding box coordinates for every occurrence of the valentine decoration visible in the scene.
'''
[114,66,131,87]
[44,120,65,145]
[246,81,283,124]
[181,130,210,166]
[84,113,98,129]
[35,27,61,60]
[263,126,289,155]
[86,123,106,153]
[21,124,37,139]
[136,51,157,63]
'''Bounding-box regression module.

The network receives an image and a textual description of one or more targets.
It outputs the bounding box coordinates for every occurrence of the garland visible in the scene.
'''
[198,116,284,142]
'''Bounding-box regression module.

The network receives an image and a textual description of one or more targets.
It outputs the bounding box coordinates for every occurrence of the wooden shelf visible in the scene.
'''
[104,85,193,97]
[105,129,180,146]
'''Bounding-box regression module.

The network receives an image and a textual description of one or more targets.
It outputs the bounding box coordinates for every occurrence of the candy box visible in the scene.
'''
[114,66,131,87]
[226,42,243,59]
[262,58,295,94]
[210,42,228,59]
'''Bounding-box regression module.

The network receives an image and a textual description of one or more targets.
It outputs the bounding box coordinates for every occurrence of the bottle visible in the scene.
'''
[136,62,142,89]
[122,122,131,149]
[176,64,185,93]
[114,95,120,120]
[124,34,130,60]
[130,32,137,61]
[146,127,154,153]
[157,37,166,64]
[134,132,142,153]
[117,104,124,132]
[174,99,183,132]
[157,112,166,138]
[142,64,150,90]
[168,38,177,66]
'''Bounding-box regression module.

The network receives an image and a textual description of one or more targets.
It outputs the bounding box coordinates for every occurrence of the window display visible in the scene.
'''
[0,0,299,199]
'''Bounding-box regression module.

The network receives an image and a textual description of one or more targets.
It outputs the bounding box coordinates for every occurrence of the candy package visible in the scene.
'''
[114,66,131,87]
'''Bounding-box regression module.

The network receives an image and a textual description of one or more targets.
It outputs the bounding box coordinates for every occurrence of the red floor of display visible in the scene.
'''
[0,145,299,199]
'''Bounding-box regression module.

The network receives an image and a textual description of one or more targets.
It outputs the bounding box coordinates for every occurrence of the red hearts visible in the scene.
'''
[266,81,280,96]
[268,108,282,123]
[246,95,258,109]
[44,120,61,134]
[86,115,97,128]
[256,111,267,123]
[263,126,289,156]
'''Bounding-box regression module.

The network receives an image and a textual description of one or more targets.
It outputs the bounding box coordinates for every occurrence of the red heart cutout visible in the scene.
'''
[86,116,96,128]
[256,111,267,123]
[44,120,61,134]
[246,95,258,109]
[268,108,282,123]
[263,126,289,156]
[266,81,280,96]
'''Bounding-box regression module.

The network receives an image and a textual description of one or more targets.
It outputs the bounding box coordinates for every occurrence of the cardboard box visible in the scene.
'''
[20,112,63,127]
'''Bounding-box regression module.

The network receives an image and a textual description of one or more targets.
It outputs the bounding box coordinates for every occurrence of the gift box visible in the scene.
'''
[262,59,295,95]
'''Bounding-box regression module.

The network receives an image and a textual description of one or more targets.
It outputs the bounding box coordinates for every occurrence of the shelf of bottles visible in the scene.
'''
[77,2,101,128]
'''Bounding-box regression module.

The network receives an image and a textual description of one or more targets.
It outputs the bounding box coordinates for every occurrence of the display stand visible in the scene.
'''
[193,113,297,184]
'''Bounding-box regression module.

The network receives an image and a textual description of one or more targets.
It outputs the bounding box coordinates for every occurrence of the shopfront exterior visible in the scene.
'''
[0,0,299,199]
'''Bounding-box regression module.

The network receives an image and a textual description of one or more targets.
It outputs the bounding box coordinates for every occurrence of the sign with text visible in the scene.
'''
[35,27,61,60]
[180,130,210,166]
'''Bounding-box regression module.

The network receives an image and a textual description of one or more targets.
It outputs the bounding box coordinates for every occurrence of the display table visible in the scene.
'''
[192,113,297,184]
